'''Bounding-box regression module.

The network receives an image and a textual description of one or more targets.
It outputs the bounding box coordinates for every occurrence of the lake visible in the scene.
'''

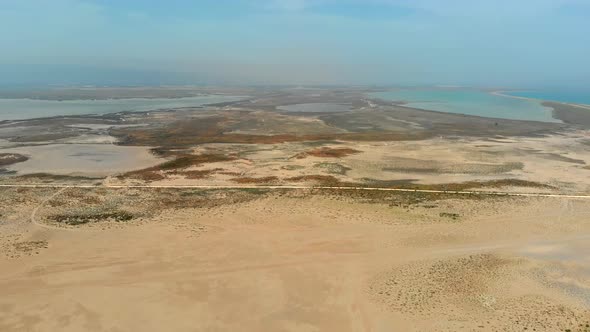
[370,88,558,122]
[0,95,245,121]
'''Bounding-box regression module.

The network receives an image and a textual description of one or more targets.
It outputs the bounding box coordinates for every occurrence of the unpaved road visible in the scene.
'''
[1,183,589,199]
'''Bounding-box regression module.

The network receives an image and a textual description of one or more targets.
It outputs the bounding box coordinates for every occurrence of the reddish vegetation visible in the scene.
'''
[231,176,279,184]
[156,154,236,170]
[358,178,554,191]
[112,117,226,146]
[428,179,555,191]
[295,147,361,159]
[283,176,552,191]
[219,171,243,176]
[120,154,236,182]
[121,169,166,182]
[285,175,343,185]
[178,170,216,179]
[112,114,429,148]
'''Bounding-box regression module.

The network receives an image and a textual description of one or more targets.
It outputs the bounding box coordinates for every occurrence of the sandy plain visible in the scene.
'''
[1,188,590,332]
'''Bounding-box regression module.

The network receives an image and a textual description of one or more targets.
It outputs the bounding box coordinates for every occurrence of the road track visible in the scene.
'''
[1,183,590,199]
[30,187,71,231]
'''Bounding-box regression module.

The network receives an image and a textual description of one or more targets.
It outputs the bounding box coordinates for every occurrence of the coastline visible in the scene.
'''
[490,90,536,101]
[491,90,590,126]
[0,95,248,122]
[371,89,561,123]
[492,90,590,109]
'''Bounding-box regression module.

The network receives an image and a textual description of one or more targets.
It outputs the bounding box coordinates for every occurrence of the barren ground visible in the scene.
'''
[1,188,590,331]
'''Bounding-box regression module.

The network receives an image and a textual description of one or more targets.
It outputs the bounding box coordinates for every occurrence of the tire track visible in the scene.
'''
[0,183,589,199]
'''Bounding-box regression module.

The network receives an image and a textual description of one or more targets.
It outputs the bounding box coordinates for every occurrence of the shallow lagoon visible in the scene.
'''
[371,89,558,122]
[1,144,161,177]
[0,95,245,121]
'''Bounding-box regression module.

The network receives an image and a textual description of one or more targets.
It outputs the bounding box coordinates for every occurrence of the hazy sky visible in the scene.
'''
[1,0,589,87]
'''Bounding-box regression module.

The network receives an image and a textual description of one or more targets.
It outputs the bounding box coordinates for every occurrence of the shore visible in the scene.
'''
[492,90,590,126]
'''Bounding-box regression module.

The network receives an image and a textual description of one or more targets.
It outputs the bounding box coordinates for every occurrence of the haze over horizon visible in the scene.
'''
[1,0,589,88]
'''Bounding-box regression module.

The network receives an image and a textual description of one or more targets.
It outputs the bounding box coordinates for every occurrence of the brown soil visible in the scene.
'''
[15,173,104,182]
[120,154,235,181]
[49,211,135,225]
[286,175,342,185]
[283,175,552,192]
[12,241,48,255]
[231,176,280,184]
[9,132,80,143]
[367,178,556,191]
[0,153,29,166]
[0,153,28,166]
[545,101,590,127]
[295,147,361,159]
[176,169,219,180]
[119,169,166,181]
[218,171,243,176]
[111,113,431,148]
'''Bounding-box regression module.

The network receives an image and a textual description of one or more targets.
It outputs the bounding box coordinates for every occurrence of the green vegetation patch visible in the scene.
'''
[49,210,135,225]
[286,175,344,186]
[360,178,554,191]
[301,140,344,147]
[231,176,279,184]
[158,154,234,170]
[382,161,524,175]
[440,212,461,220]
[314,162,352,175]
[14,173,104,184]
[281,165,305,171]
[295,147,361,159]
[13,241,49,253]
[236,188,272,195]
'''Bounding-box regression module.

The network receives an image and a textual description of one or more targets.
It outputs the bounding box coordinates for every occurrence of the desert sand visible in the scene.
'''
[1,187,590,332]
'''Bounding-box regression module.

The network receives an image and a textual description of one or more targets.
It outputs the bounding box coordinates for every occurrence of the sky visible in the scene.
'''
[0,0,589,87]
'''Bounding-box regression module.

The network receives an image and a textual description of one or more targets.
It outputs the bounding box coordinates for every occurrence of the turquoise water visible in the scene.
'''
[371,89,558,122]
[0,95,245,121]
[505,90,590,105]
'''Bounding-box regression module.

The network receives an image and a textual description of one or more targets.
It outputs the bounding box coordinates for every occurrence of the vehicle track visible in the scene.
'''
[30,186,72,231]
[1,183,590,199]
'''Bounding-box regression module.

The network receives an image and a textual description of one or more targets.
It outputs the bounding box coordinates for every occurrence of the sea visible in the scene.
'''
[0,95,245,121]
[370,88,561,122]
